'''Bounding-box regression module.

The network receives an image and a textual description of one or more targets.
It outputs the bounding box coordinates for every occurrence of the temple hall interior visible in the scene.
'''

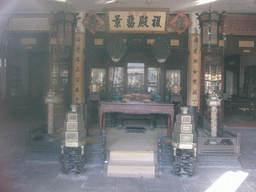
[0,0,256,191]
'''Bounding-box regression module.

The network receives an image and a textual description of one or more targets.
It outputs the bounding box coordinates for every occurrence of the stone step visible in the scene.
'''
[107,160,155,178]
[109,151,154,162]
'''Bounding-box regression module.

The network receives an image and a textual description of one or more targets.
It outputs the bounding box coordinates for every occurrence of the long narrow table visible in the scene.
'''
[99,101,174,136]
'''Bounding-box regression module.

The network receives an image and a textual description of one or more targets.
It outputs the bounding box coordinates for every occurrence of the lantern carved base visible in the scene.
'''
[59,146,86,174]
[172,149,196,177]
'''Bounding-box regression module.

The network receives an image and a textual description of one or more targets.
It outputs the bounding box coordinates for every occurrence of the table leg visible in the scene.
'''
[167,114,171,136]
[103,113,106,131]
[99,112,102,136]
[171,113,174,135]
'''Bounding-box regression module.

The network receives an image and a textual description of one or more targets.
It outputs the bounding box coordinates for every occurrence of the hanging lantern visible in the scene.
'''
[152,37,170,63]
[196,7,224,52]
[106,36,127,62]
[55,11,77,47]
[106,36,127,100]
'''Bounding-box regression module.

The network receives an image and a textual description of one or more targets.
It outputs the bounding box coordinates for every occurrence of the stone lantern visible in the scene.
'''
[207,92,221,138]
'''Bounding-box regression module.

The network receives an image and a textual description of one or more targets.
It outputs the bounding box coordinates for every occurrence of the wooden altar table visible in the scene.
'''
[99,101,174,136]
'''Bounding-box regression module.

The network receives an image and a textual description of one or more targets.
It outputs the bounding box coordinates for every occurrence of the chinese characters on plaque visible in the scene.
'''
[188,28,201,106]
[82,9,194,35]
[107,9,169,33]
[72,32,85,104]
[169,11,192,35]
[82,11,104,35]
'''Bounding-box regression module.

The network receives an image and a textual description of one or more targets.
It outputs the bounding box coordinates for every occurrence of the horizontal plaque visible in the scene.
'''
[219,40,224,47]
[170,39,179,46]
[95,38,104,45]
[50,38,56,45]
[147,39,155,45]
[21,38,36,45]
[239,41,254,48]
[106,8,169,33]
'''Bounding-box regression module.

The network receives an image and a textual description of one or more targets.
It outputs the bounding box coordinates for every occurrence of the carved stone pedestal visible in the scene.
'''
[60,146,86,174]
[172,149,196,177]
[171,106,197,176]
[60,104,87,174]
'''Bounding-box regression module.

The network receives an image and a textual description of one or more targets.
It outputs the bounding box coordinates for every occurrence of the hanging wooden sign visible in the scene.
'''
[188,29,201,107]
[72,32,85,104]
[169,11,191,35]
[82,11,104,35]
[106,8,169,33]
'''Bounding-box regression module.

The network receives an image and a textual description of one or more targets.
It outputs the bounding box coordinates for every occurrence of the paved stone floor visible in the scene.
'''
[0,116,256,192]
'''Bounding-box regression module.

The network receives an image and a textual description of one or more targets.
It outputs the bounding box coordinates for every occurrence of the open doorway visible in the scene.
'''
[28,52,49,119]
[224,54,256,124]
[224,55,240,100]
[28,52,49,100]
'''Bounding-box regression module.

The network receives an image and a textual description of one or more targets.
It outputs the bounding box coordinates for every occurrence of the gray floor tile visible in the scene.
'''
[1,161,38,178]
[82,174,118,189]
[150,174,184,191]
[0,158,24,172]
[236,183,254,192]
[150,190,184,192]
[244,181,256,192]
[0,174,18,190]
[118,188,149,192]
[117,177,151,191]
[81,187,118,192]
[42,179,85,192]
[20,164,60,185]
[206,168,237,182]
[85,165,104,174]
[57,172,88,180]
[245,172,256,183]
[13,183,49,192]
[181,180,213,192]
